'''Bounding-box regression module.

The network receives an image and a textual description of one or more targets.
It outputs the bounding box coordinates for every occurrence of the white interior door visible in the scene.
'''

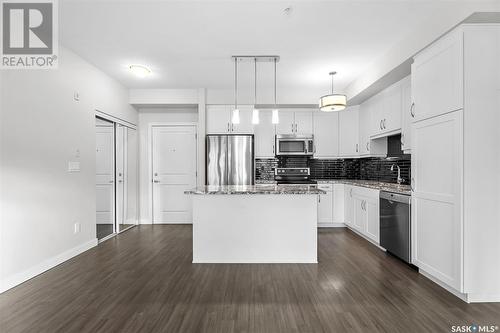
[115,125,125,229]
[96,124,115,228]
[152,125,197,224]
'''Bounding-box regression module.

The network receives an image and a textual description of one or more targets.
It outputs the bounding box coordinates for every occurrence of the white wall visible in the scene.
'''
[0,46,137,292]
[137,108,198,224]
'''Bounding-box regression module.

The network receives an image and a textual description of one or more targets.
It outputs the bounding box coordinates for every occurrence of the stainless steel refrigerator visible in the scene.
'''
[206,135,254,186]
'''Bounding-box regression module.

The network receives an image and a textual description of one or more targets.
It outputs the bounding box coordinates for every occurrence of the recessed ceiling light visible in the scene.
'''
[129,64,151,78]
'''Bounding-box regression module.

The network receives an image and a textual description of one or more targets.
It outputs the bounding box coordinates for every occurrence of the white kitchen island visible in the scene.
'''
[185,185,325,263]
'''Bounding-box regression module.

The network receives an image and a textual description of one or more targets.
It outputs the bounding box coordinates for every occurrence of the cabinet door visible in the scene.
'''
[313,112,339,157]
[370,93,384,137]
[232,105,254,134]
[275,111,295,134]
[254,110,276,158]
[401,76,412,152]
[317,184,333,224]
[382,82,402,133]
[294,111,313,134]
[412,29,463,122]
[333,184,345,224]
[344,186,354,226]
[206,105,230,134]
[358,102,370,156]
[339,106,359,157]
[353,196,366,232]
[365,198,379,243]
[412,110,463,291]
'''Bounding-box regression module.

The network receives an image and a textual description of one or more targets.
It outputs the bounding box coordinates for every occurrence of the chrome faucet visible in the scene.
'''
[391,164,404,185]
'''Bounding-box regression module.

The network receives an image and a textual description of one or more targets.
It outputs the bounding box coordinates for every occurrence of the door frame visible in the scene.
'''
[95,112,139,242]
[148,123,198,224]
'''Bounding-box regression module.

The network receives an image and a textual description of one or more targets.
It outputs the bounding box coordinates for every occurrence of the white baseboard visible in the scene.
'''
[139,219,152,224]
[153,221,193,225]
[318,222,346,228]
[466,293,500,303]
[0,238,98,294]
[193,259,318,264]
[419,269,468,302]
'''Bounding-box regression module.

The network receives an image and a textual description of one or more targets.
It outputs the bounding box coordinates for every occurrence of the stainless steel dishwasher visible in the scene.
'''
[380,191,411,263]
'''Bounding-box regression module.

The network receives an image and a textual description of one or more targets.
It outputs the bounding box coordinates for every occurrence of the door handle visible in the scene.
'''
[410,103,415,118]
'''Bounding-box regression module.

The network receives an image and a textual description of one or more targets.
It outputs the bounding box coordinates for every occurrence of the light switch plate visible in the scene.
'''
[68,161,80,172]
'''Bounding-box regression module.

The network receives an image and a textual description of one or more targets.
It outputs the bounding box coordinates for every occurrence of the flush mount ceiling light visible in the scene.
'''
[319,71,347,112]
[129,64,151,78]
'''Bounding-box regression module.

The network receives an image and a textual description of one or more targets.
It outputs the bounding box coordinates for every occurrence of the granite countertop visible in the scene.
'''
[315,179,411,195]
[185,184,326,195]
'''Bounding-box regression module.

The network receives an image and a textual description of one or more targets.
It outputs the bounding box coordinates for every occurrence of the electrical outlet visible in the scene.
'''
[74,222,81,234]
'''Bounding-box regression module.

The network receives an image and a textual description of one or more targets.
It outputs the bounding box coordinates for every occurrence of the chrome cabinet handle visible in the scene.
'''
[366,142,370,151]
[411,177,414,192]
[118,180,123,183]
[383,119,387,129]
[410,103,415,118]
[356,144,359,152]
[227,123,230,132]
[350,188,353,197]
[318,195,321,203]
[109,180,114,183]
[153,180,160,183]
[380,119,383,130]
[401,133,405,145]
[272,145,275,155]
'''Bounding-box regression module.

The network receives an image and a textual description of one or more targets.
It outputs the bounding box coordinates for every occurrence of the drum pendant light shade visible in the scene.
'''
[319,71,347,112]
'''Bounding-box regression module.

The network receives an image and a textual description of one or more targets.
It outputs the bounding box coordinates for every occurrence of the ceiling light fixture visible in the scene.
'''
[252,57,259,125]
[232,57,240,124]
[319,71,347,112]
[272,57,279,124]
[129,64,151,78]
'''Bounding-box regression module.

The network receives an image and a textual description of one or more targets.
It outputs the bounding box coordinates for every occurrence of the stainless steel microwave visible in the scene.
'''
[275,134,314,156]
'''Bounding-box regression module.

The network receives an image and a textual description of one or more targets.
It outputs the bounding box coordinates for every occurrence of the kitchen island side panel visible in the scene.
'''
[192,195,318,263]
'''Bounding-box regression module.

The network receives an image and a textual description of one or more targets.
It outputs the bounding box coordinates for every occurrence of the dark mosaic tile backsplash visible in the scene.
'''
[256,156,411,185]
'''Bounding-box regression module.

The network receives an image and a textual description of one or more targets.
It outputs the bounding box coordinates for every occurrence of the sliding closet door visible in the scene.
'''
[116,125,138,232]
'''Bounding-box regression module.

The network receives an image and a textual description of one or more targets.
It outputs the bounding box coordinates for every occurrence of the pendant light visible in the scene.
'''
[272,57,279,124]
[252,57,259,124]
[319,71,347,112]
[232,57,240,124]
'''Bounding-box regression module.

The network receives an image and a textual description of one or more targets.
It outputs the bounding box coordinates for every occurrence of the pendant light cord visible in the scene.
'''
[274,57,277,105]
[331,73,334,94]
[234,57,238,109]
[254,58,257,105]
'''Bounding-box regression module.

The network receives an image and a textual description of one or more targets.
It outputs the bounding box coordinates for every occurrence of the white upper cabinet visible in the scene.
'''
[382,81,402,133]
[254,110,276,158]
[359,102,386,157]
[313,112,339,158]
[206,105,231,134]
[411,28,463,122]
[338,106,359,157]
[294,111,314,134]
[370,80,402,138]
[401,76,412,152]
[206,105,254,134]
[275,110,313,135]
[275,111,295,134]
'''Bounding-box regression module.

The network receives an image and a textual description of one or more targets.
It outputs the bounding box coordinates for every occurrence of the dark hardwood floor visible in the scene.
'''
[1,226,499,333]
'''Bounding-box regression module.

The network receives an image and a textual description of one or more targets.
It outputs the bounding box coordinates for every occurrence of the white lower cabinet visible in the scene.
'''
[344,185,354,228]
[317,183,333,225]
[350,186,380,244]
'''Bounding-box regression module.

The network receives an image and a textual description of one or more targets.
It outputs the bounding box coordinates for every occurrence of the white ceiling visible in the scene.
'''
[60,0,491,101]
